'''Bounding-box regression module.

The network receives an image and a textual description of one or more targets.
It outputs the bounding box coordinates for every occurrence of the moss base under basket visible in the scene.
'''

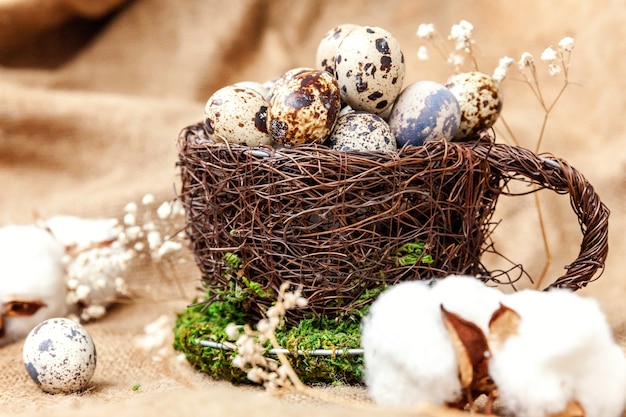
[173,285,377,385]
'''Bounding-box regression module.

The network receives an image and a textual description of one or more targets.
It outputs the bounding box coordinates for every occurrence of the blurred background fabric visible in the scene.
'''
[1,0,625,415]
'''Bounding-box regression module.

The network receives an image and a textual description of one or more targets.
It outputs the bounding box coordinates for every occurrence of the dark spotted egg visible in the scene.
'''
[22,318,97,394]
[204,85,272,146]
[267,68,341,146]
[329,111,396,152]
[335,26,405,115]
[388,81,461,147]
[315,23,361,77]
[445,71,502,139]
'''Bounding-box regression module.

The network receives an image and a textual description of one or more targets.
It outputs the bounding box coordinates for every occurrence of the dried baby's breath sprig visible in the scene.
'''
[416,20,481,72]
[492,56,515,82]
[228,282,308,393]
[501,36,575,153]
[497,36,576,289]
[56,194,189,321]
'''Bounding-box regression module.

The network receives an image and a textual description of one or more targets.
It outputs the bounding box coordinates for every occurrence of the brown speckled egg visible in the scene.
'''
[267,68,341,146]
[335,26,405,114]
[329,112,396,152]
[445,71,502,139]
[204,85,272,146]
[315,23,361,77]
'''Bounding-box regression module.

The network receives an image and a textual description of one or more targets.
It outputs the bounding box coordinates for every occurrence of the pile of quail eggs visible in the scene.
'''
[203,24,503,152]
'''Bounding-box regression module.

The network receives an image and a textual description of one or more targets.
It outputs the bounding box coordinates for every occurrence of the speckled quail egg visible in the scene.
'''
[204,85,272,146]
[335,26,405,114]
[329,112,396,152]
[267,68,341,146]
[23,317,97,394]
[388,81,461,147]
[445,71,502,139]
[315,23,361,77]
[233,81,272,100]
[266,67,310,102]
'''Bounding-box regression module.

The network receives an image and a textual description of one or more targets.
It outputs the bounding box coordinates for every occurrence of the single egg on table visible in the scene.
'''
[329,112,396,152]
[445,71,502,140]
[23,317,97,394]
[388,81,461,147]
[335,26,405,115]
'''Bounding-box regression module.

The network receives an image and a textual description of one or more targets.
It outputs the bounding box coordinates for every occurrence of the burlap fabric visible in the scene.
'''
[1,1,625,415]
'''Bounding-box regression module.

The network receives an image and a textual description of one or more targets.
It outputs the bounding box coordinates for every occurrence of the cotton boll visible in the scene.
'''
[0,225,68,346]
[489,289,626,417]
[45,215,119,251]
[361,281,461,406]
[430,275,503,333]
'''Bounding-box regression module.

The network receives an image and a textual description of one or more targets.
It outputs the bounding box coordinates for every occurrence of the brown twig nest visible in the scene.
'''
[177,122,609,322]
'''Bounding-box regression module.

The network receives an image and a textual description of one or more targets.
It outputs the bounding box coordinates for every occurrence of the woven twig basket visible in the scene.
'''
[177,122,609,322]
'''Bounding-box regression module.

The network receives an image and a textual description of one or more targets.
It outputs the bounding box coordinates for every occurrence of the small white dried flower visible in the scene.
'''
[416,23,436,39]
[449,20,474,51]
[493,56,515,82]
[124,202,138,213]
[171,200,185,217]
[75,284,91,300]
[125,225,142,240]
[157,202,172,220]
[156,240,182,259]
[146,230,162,251]
[231,354,247,370]
[547,63,562,76]
[266,305,284,320]
[256,318,274,334]
[141,194,155,205]
[247,367,265,384]
[540,47,558,62]
[123,212,136,227]
[225,323,241,340]
[417,45,429,61]
[81,304,106,321]
[114,277,128,295]
[447,52,465,68]
[558,36,575,52]
[518,52,535,69]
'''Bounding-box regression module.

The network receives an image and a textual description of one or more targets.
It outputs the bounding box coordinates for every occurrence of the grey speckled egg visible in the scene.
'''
[445,71,502,139]
[335,26,405,114]
[204,85,272,146]
[268,68,341,146]
[329,112,396,152]
[315,23,360,77]
[389,81,461,147]
[23,317,97,394]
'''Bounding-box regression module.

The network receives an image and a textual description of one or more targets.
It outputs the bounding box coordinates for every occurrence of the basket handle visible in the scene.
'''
[475,143,610,290]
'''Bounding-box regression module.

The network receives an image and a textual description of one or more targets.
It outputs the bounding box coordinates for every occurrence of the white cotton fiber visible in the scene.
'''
[361,275,501,406]
[45,215,119,250]
[489,289,626,417]
[361,280,461,406]
[0,225,68,346]
[430,274,503,333]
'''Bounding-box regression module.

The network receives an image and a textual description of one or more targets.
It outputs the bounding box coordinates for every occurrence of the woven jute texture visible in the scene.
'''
[1,0,626,416]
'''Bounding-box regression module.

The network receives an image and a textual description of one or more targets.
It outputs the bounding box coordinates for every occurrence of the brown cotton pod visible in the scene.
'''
[488,303,521,352]
[441,305,495,407]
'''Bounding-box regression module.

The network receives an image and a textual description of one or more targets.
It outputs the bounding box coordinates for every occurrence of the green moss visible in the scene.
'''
[173,285,373,385]
[391,240,434,266]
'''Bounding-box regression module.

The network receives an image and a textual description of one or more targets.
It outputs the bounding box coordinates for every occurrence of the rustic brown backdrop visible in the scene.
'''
[1,0,625,415]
